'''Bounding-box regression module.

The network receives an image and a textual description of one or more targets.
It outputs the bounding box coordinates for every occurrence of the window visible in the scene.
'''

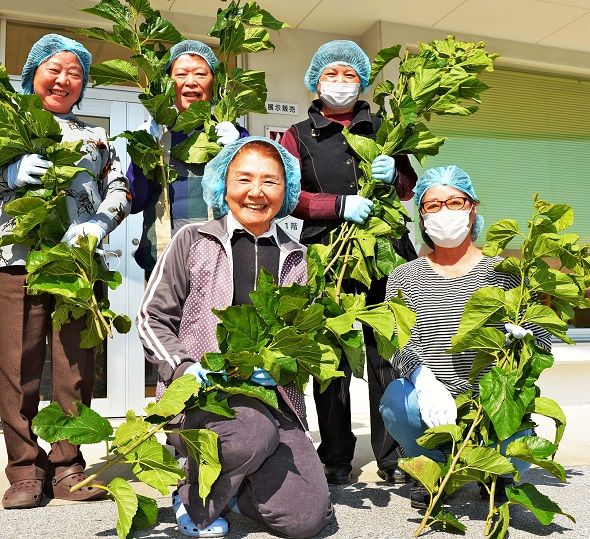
[412,68,590,335]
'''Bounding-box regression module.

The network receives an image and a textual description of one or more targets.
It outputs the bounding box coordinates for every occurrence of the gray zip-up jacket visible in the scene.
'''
[137,214,309,425]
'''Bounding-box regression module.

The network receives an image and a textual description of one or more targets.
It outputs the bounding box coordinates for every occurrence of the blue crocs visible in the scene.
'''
[172,491,229,538]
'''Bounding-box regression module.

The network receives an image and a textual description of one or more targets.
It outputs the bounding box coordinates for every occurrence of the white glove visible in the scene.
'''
[504,323,533,340]
[215,121,240,145]
[61,221,107,249]
[7,154,51,189]
[410,365,457,428]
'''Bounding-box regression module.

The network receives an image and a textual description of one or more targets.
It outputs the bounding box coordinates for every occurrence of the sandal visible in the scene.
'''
[172,490,228,537]
[2,479,44,509]
[46,465,106,502]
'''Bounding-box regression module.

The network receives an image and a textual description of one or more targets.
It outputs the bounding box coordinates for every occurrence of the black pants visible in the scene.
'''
[313,277,403,471]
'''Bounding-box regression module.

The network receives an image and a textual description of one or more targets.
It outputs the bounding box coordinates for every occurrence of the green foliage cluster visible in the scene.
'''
[31,263,416,538]
[324,35,498,296]
[0,68,130,349]
[81,0,285,195]
[399,197,589,537]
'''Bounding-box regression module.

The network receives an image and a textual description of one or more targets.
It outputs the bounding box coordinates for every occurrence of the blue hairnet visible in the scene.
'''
[304,40,371,93]
[21,34,92,105]
[166,40,218,73]
[203,136,301,219]
[415,165,484,240]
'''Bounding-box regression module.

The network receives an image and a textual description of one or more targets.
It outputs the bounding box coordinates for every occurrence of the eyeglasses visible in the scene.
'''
[420,196,472,214]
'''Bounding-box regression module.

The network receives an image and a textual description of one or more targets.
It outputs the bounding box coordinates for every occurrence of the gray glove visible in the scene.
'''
[7,154,51,189]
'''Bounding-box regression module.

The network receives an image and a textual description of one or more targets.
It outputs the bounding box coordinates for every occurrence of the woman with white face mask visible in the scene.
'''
[281,40,419,487]
[379,165,552,510]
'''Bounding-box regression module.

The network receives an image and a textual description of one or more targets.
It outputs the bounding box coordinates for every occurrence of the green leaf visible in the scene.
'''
[534,200,574,232]
[127,436,183,495]
[460,447,515,475]
[179,429,221,503]
[292,303,325,333]
[213,305,269,352]
[245,7,288,30]
[369,45,401,85]
[398,455,442,493]
[171,131,221,164]
[112,411,151,452]
[91,60,139,86]
[173,101,211,134]
[505,436,565,481]
[480,368,530,440]
[356,305,395,339]
[417,424,464,449]
[506,483,575,525]
[214,378,279,410]
[530,396,566,447]
[325,312,357,337]
[450,287,507,347]
[342,128,380,163]
[239,27,273,53]
[484,219,520,254]
[388,298,416,348]
[139,89,178,128]
[196,390,235,418]
[144,374,200,420]
[107,477,137,539]
[130,494,158,536]
[82,0,131,25]
[140,16,183,43]
[468,350,498,383]
[487,502,510,539]
[32,401,113,444]
[436,509,467,533]
[449,327,506,354]
[522,304,572,343]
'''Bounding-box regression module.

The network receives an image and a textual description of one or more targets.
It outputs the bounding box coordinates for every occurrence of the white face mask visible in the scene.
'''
[318,81,360,111]
[423,208,472,248]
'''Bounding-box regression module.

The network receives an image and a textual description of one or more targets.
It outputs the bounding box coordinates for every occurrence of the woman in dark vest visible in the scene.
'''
[281,39,418,485]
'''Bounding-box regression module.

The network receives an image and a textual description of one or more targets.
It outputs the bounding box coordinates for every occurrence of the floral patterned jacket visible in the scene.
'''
[0,112,131,266]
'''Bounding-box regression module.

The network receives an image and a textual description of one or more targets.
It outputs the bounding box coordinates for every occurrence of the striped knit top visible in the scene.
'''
[385,255,552,396]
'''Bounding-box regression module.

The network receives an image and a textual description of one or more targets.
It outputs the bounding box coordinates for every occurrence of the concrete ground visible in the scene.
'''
[1,376,589,538]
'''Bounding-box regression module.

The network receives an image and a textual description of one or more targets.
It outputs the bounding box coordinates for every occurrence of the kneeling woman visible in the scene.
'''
[137,137,333,538]
[379,166,551,509]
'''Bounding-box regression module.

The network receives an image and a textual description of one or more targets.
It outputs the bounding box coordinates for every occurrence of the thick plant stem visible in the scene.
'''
[415,404,484,537]
[323,224,356,278]
[335,243,352,297]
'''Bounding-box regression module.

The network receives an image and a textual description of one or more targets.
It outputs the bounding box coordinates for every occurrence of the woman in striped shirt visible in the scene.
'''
[379,165,551,509]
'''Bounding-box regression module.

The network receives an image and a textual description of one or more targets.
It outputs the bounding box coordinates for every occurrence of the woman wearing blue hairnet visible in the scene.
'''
[281,39,418,486]
[137,137,333,538]
[379,165,551,509]
[0,34,131,509]
[128,40,248,277]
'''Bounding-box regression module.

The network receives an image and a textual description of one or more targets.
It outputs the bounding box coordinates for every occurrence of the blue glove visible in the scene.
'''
[250,367,277,387]
[371,155,396,184]
[185,363,227,386]
[7,154,51,189]
[343,195,373,224]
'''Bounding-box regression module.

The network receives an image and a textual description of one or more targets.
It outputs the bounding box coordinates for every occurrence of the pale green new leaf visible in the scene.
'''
[416,424,464,449]
[107,477,138,539]
[522,304,571,343]
[368,44,401,85]
[530,396,566,446]
[398,455,442,493]
[179,429,221,503]
[144,374,200,420]
[91,60,140,86]
[342,128,380,163]
[460,447,515,475]
[127,436,184,495]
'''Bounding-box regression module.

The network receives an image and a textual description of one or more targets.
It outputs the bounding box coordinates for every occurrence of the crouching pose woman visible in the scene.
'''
[379,165,551,509]
[137,137,333,538]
